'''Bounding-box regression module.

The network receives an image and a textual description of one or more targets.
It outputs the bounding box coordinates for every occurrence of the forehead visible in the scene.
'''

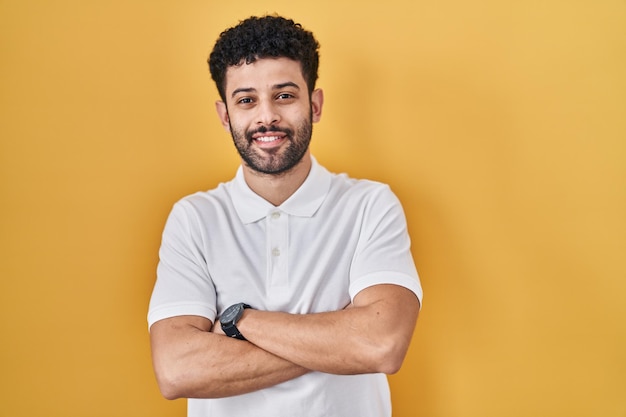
[224,57,307,97]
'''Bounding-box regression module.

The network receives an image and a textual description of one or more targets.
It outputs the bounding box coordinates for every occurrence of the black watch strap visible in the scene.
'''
[220,303,251,340]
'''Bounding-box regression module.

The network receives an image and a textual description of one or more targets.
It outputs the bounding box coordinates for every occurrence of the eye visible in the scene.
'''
[276,92,296,101]
[237,97,254,105]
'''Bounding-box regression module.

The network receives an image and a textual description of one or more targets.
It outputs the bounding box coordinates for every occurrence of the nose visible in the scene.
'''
[256,100,280,126]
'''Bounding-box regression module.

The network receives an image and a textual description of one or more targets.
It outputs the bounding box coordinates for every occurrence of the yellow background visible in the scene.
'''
[1,1,625,416]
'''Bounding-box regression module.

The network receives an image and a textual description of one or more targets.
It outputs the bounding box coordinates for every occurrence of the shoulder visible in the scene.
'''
[327,171,400,207]
[165,180,237,227]
[175,179,234,210]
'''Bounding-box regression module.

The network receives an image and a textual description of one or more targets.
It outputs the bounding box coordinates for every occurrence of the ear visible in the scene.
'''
[215,100,231,132]
[311,88,324,123]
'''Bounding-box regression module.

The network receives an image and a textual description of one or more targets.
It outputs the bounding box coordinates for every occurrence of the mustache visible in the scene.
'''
[246,125,294,141]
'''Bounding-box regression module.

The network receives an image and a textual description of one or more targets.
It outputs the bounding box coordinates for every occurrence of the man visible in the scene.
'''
[148,15,422,417]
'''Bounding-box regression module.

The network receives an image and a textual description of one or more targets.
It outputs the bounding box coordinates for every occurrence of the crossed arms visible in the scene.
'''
[149,283,420,400]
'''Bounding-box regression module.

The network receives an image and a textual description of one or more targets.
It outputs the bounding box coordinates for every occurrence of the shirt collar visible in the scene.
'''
[231,156,331,224]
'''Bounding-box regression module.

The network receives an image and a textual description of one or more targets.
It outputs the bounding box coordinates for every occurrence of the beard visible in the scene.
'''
[229,113,313,175]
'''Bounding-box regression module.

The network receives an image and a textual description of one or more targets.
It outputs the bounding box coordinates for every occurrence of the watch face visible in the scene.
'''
[221,303,243,324]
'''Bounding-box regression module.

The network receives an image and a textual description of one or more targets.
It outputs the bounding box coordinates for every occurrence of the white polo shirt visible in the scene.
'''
[148,157,422,417]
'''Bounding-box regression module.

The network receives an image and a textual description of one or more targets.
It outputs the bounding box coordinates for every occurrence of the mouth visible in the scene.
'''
[249,127,291,148]
[253,135,284,143]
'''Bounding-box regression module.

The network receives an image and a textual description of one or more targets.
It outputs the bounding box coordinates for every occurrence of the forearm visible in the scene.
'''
[150,316,308,399]
[238,309,386,375]
[237,285,420,375]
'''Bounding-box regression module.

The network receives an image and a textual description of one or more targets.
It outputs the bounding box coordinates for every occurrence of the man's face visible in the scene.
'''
[216,57,323,175]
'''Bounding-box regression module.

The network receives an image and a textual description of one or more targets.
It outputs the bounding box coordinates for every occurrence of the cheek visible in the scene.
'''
[284,107,311,124]
[228,120,251,143]
[226,111,251,130]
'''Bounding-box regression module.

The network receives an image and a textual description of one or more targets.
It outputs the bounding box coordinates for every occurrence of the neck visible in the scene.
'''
[242,153,312,206]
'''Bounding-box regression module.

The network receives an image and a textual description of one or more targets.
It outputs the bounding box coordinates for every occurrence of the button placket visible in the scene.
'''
[267,210,288,287]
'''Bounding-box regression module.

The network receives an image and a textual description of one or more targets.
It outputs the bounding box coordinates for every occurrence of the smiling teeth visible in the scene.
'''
[256,136,280,142]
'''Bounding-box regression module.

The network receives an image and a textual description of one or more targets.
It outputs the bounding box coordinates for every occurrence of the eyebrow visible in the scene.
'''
[231,82,301,98]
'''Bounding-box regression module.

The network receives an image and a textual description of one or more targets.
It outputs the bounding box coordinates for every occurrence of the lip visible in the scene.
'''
[252,131,286,139]
[251,132,287,148]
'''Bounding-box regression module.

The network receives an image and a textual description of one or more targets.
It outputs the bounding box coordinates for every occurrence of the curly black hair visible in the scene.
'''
[208,15,320,102]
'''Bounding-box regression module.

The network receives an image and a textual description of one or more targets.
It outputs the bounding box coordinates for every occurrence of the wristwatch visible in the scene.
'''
[220,302,251,340]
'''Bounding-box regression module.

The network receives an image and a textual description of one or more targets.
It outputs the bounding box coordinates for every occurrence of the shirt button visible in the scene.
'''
[271,212,281,219]
[272,248,281,257]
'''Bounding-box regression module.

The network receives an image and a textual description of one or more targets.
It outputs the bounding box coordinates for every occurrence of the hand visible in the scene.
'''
[210,320,226,336]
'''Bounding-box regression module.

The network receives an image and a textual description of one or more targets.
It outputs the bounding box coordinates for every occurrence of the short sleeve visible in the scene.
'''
[147,201,218,329]
[348,185,423,306]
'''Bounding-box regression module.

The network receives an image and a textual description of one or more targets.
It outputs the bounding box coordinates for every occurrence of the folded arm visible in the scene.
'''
[150,283,419,400]
[236,284,420,375]
[149,315,309,400]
